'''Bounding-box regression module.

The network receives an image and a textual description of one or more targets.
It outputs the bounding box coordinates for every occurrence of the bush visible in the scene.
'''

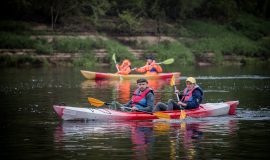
[0,32,35,49]
[147,41,195,65]
[103,39,135,64]
[73,51,96,67]
[53,37,97,53]
[34,39,53,54]
[231,14,270,40]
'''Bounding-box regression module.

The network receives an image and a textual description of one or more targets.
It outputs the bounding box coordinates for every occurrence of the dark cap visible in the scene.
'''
[137,78,148,84]
[145,55,154,60]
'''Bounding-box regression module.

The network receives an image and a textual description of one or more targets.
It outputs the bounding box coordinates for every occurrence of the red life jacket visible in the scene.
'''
[131,88,153,107]
[181,85,202,102]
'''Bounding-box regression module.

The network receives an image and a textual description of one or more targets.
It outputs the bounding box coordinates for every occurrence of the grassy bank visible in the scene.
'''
[0,14,269,67]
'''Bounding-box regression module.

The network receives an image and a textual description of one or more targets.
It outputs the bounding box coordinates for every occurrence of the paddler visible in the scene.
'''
[135,55,163,75]
[123,78,155,112]
[153,77,204,111]
[116,59,131,75]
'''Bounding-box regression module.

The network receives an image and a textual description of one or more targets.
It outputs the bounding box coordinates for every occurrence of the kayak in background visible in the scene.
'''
[80,70,181,80]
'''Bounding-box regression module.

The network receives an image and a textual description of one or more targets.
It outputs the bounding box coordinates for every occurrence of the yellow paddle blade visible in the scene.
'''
[170,75,175,86]
[180,110,186,119]
[154,112,171,119]
[88,97,105,107]
[112,53,117,64]
[161,58,174,65]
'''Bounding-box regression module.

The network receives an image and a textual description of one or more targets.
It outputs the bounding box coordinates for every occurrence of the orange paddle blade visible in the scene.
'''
[170,75,175,86]
[88,97,105,107]
[154,112,171,119]
[180,110,186,119]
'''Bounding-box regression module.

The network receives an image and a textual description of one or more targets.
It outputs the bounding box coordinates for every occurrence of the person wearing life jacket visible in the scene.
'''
[116,59,131,75]
[136,55,163,75]
[153,77,204,111]
[124,78,155,112]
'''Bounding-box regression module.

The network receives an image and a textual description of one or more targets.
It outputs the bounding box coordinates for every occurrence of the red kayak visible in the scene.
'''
[80,70,181,80]
[53,101,239,121]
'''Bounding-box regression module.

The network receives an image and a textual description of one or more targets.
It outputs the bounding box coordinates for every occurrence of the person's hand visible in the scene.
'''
[131,106,138,111]
[177,101,184,106]
[175,90,180,94]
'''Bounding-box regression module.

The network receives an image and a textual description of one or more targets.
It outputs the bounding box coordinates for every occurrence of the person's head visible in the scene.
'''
[145,55,154,64]
[186,77,196,90]
[122,59,131,66]
[137,78,148,91]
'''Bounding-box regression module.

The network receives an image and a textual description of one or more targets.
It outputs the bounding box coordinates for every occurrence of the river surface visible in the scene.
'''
[1,65,270,160]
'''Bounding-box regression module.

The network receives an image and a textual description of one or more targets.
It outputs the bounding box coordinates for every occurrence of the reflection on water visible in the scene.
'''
[1,67,270,159]
[54,118,238,159]
[80,79,179,104]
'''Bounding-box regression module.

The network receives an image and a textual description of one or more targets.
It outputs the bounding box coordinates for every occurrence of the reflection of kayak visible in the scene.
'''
[53,101,239,121]
[80,70,181,80]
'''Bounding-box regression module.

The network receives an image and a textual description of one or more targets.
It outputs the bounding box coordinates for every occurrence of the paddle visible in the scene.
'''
[131,58,174,71]
[112,53,120,72]
[112,53,123,80]
[170,75,186,119]
[88,97,155,114]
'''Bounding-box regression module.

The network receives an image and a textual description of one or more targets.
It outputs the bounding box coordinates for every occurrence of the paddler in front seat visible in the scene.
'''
[135,55,163,75]
[123,78,155,112]
[116,59,131,75]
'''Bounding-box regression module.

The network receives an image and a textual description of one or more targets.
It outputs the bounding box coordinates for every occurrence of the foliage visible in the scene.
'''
[73,51,96,67]
[118,11,141,34]
[147,41,195,65]
[0,32,35,49]
[34,39,53,54]
[230,14,270,40]
[53,37,98,53]
[103,39,135,64]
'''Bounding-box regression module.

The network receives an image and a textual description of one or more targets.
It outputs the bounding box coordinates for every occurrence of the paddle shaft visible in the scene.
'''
[120,106,153,114]
[112,54,120,72]
[173,85,185,110]
[131,58,173,71]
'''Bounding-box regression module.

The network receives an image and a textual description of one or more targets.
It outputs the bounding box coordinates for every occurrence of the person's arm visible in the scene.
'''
[179,90,202,109]
[153,64,163,73]
[139,92,154,112]
[175,89,183,100]
[124,100,132,107]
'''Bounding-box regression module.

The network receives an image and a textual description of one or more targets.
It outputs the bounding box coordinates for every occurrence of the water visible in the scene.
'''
[1,65,270,159]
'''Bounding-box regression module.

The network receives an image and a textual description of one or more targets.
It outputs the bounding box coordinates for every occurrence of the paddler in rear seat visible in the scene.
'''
[116,59,131,75]
[153,77,204,111]
[123,78,155,112]
[135,55,163,75]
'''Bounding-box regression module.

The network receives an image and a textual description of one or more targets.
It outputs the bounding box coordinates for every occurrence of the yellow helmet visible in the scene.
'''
[186,77,196,84]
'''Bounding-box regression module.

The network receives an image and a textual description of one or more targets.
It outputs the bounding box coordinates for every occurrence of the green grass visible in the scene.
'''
[0,32,36,49]
[147,41,195,65]
[73,51,97,67]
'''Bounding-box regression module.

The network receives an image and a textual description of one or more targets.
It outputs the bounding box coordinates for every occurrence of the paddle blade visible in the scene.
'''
[154,112,171,119]
[88,97,105,107]
[180,110,186,119]
[112,53,117,64]
[161,58,174,65]
[170,75,175,86]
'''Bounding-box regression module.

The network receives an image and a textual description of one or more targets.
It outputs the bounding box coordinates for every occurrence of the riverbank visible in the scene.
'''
[0,16,269,67]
